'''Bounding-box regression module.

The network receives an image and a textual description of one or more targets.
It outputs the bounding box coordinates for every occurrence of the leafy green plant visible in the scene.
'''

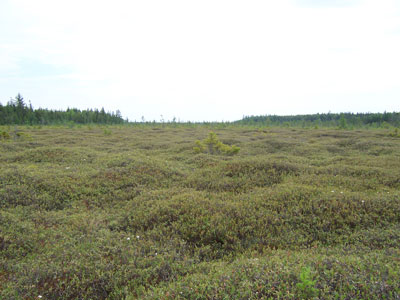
[194,132,240,155]
[296,267,318,299]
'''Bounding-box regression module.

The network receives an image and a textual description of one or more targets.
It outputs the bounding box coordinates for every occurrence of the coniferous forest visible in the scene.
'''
[0,94,125,125]
[237,112,400,128]
[2,94,399,128]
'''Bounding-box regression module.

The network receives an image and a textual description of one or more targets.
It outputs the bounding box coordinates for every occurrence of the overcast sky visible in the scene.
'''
[1,0,399,121]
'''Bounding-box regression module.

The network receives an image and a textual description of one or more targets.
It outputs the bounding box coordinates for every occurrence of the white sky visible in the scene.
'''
[1,0,399,121]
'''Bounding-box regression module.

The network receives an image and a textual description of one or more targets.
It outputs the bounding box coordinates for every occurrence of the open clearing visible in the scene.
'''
[1,125,400,299]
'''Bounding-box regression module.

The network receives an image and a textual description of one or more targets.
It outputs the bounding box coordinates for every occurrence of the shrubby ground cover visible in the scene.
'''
[0,125,399,299]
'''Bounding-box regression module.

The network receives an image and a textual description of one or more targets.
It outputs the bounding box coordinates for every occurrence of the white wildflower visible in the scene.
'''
[126,237,130,240]
[136,235,140,239]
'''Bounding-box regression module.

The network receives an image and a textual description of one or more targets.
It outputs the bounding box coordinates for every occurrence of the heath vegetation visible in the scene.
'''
[0,124,400,299]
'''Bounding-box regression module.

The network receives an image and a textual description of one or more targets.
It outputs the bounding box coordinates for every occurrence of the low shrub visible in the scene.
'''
[194,132,240,155]
[296,267,317,299]
[1,131,10,140]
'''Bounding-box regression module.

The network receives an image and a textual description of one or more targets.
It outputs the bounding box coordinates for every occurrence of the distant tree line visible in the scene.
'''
[237,112,400,128]
[0,94,125,125]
